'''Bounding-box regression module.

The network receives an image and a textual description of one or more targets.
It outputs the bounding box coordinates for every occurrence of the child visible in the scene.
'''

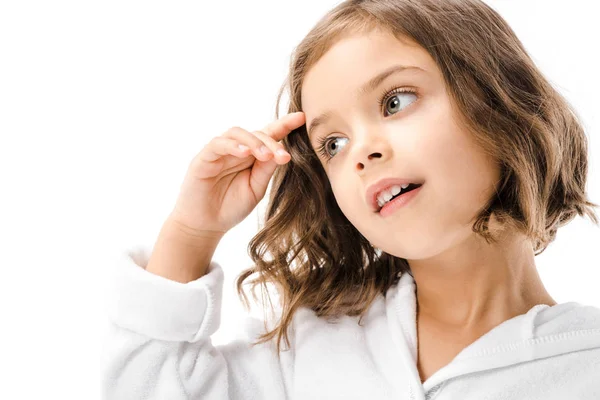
[102,0,600,399]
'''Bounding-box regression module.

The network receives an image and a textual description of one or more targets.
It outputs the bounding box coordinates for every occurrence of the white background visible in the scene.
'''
[0,0,598,398]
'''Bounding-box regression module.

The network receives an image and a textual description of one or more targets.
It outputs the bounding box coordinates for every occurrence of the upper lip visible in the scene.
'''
[366,177,424,212]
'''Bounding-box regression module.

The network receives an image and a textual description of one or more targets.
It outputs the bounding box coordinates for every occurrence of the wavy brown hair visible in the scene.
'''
[235,0,599,354]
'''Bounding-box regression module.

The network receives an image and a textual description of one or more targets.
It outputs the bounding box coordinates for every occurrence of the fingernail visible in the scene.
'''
[276,149,289,156]
[238,144,249,151]
[260,145,270,154]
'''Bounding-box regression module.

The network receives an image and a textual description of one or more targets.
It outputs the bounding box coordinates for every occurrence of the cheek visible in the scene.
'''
[414,99,497,213]
[328,179,367,228]
[329,180,351,211]
[433,128,498,216]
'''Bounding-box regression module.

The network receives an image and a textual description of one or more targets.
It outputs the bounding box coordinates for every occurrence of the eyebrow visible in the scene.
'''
[307,64,425,139]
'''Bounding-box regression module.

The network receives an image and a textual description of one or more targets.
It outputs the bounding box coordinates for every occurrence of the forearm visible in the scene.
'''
[145,217,224,283]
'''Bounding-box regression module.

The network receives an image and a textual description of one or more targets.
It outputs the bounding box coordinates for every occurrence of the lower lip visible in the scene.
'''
[377,185,423,217]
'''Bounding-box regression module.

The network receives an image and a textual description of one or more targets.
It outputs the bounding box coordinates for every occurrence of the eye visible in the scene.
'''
[315,88,419,162]
[315,136,349,161]
[378,87,418,117]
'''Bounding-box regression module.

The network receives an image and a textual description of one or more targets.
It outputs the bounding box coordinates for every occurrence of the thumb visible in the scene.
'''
[249,157,279,200]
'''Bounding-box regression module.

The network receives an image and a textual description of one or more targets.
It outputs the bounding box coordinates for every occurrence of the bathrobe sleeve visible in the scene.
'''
[100,246,293,400]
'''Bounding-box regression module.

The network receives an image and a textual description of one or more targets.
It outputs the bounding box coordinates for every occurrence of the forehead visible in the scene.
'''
[301,30,435,122]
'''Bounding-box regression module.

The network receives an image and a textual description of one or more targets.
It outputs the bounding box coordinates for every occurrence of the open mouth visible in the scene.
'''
[377,183,423,212]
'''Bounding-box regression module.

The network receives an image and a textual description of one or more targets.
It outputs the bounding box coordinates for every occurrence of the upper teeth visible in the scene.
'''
[377,184,410,208]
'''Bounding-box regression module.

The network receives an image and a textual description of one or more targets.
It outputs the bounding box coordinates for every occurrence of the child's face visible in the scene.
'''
[301,29,502,260]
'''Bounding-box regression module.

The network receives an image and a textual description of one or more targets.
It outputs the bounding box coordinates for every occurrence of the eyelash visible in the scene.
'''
[315,86,418,162]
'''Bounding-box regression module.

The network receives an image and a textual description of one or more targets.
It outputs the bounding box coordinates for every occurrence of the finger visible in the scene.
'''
[249,156,279,201]
[198,137,252,163]
[250,129,291,163]
[259,112,305,142]
[222,127,275,162]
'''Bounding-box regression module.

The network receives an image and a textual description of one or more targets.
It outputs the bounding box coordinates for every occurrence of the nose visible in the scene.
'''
[356,152,383,171]
[353,135,393,172]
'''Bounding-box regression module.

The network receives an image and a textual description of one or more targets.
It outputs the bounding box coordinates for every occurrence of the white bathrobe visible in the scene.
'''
[101,245,600,399]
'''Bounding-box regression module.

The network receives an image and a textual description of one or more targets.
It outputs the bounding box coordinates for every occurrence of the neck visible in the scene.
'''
[407,229,556,332]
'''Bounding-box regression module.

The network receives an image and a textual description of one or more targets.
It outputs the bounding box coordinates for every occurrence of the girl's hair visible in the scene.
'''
[235,0,599,354]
